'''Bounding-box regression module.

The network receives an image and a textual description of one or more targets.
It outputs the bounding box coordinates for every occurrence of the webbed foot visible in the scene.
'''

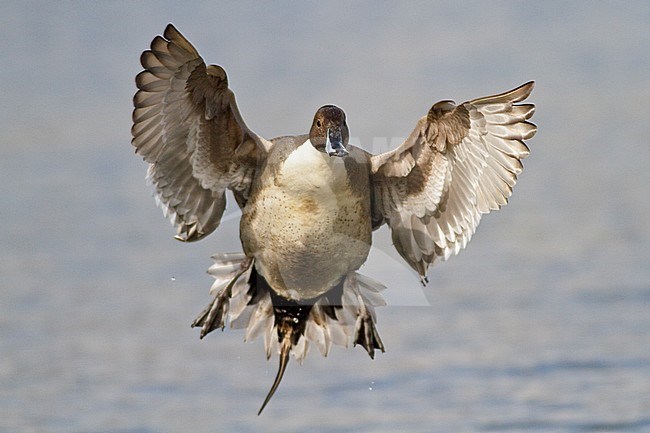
[191,253,253,339]
[192,291,230,339]
[353,298,385,359]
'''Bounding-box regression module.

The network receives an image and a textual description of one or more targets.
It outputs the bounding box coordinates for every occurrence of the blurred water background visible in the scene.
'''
[1,1,649,432]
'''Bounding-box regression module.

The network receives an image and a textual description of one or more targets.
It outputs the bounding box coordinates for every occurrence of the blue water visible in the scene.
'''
[1,2,649,432]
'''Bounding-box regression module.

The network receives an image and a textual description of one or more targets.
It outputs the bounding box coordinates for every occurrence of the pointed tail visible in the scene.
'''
[258,334,291,415]
[195,254,389,413]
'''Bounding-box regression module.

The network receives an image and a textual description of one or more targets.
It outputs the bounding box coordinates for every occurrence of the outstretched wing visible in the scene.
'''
[371,82,536,279]
[131,24,272,242]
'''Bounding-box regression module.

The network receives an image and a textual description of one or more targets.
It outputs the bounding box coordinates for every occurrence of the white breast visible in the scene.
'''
[279,138,349,197]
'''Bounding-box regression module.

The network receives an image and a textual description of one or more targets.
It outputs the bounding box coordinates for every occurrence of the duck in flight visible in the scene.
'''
[131,24,536,414]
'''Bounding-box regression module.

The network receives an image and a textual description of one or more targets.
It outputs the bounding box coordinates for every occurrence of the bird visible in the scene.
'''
[131,24,536,414]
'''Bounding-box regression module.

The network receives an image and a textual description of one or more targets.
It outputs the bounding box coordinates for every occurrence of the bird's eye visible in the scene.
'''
[316,120,322,127]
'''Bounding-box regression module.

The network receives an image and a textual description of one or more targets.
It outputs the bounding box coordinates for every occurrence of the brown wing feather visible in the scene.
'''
[371,82,536,278]
[132,24,270,242]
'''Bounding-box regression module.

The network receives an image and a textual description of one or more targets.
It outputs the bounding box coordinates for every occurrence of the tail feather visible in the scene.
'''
[197,252,388,412]
[304,304,331,356]
[205,254,387,362]
[207,252,250,296]
[243,295,273,342]
[258,334,291,415]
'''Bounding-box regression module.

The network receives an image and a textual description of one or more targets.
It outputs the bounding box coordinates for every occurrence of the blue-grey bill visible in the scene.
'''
[325,128,349,157]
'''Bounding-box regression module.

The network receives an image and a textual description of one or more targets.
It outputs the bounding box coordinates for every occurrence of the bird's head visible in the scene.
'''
[309,105,350,157]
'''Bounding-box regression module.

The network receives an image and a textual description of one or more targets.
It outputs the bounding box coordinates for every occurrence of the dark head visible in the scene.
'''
[309,105,350,157]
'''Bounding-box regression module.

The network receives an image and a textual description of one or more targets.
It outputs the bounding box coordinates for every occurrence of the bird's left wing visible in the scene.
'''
[371,82,536,280]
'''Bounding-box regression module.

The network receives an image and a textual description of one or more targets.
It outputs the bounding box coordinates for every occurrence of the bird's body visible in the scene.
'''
[241,138,373,300]
[131,24,537,414]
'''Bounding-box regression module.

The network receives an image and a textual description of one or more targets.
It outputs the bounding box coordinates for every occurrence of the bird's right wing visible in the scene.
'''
[132,24,272,241]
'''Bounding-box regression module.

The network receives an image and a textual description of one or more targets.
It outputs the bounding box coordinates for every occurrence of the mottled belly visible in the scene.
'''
[240,143,372,300]
[243,187,371,300]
